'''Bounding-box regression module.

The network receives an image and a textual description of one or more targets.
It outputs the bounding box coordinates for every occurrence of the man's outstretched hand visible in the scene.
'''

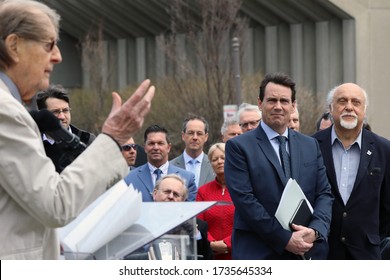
[102,79,155,145]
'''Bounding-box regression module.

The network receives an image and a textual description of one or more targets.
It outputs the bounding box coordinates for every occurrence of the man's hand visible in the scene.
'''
[285,224,315,256]
[102,79,155,145]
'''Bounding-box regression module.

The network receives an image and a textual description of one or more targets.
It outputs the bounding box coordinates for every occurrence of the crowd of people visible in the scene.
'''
[1,0,389,261]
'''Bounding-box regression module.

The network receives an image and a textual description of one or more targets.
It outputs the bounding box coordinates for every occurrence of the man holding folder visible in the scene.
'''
[225,73,333,260]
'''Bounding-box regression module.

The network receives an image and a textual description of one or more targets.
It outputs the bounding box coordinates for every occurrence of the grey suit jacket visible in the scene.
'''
[0,80,128,259]
[170,153,215,187]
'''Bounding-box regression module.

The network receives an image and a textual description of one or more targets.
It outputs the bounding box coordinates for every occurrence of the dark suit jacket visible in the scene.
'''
[196,218,214,260]
[124,163,198,202]
[224,125,333,260]
[170,153,215,187]
[43,124,96,172]
[313,127,390,259]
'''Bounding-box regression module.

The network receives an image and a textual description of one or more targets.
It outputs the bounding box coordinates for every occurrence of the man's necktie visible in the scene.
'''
[154,168,162,182]
[276,136,291,179]
[188,159,199,187]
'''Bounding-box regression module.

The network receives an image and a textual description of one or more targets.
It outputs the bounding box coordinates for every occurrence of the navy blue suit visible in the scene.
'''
[124,163,198,202]
[313,127,390,259]
[224,125,333,259]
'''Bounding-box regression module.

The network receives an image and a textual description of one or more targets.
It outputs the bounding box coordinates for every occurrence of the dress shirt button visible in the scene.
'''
[341,237,346,243]
[342,212,347,218]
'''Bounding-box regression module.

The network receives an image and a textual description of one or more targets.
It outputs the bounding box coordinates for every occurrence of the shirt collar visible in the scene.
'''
[0,71,22,103]
[183,150,204,164]
[260,121,289,141]
[331,125,362,149]
[148,161,169,174]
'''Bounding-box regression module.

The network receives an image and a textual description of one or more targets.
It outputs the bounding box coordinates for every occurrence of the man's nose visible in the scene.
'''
[51,45,62,64]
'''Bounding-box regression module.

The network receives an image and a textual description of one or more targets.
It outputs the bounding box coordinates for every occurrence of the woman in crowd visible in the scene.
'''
[196,143,234,260]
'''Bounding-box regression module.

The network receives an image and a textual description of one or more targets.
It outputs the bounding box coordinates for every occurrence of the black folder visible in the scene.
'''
[289,199,312,230]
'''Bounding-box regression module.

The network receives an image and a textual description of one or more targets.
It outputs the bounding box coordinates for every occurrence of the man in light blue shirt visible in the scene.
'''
[313,82,390,259]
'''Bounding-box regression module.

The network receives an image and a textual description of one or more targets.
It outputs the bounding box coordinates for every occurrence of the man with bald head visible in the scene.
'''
[312,83,390,259]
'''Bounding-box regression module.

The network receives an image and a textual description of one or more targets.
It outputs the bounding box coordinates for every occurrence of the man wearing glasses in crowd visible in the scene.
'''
[170,114,214,188]
[36,85,96,172]
[121,137,137,171]
[237,102,262,133]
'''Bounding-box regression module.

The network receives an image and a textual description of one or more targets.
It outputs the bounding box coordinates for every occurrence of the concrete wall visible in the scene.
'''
[331,0,390,138]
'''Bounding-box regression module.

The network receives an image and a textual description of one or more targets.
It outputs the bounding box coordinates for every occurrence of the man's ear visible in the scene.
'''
[4,34,20,63]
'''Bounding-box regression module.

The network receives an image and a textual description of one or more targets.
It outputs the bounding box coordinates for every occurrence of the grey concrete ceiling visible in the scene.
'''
[38,0,352,40]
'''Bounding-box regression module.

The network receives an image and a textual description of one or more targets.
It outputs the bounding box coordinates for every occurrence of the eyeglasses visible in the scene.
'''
[185,131,206,137]
[50,108,71,116]
[158,189,183,199]
[239,119,261,129]
[38,39,58,52]
[121,144,137,151]
[4,35,58,52]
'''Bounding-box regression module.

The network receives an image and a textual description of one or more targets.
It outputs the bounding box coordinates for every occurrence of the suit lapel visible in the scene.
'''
[288,129,300,181]
[353,130,374,190]
[137,164,154,195]
[199,155,213,186]
[173,155,185,169]
[256,126,286,184]
[316,129,339,189]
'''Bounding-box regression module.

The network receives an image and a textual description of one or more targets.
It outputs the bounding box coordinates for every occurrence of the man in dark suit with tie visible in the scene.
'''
[124,124,197,201]
[312,83,390,259]
[224,73,333,260]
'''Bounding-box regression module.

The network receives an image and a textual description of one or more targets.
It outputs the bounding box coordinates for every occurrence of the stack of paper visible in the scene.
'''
[59,180,142,258]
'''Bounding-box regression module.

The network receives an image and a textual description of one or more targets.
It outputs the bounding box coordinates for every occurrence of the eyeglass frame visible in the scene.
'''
[37,39,58,52]
[49,107,72,116]
[184,130,207,137]
[239,119,261,129]
[121,144,137,151]
[2,34,58,53]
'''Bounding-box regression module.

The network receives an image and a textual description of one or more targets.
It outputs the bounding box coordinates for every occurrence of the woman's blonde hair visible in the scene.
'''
[208,142,225,161]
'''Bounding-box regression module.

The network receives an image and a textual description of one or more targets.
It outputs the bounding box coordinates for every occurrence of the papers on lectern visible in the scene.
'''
[59,180,141,257]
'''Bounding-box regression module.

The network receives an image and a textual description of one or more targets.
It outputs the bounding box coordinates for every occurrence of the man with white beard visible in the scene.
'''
[312,83,390,259]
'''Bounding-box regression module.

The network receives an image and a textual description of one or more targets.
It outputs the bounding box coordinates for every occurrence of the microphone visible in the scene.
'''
[30,109,86,150]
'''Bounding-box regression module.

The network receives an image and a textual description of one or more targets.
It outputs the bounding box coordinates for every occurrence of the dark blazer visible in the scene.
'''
[193,218,214,260]
[124,163,198,202]
[313,126,390,259]
[43,124,96,172]
[170,153,215,187]
[224,125,333,260]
